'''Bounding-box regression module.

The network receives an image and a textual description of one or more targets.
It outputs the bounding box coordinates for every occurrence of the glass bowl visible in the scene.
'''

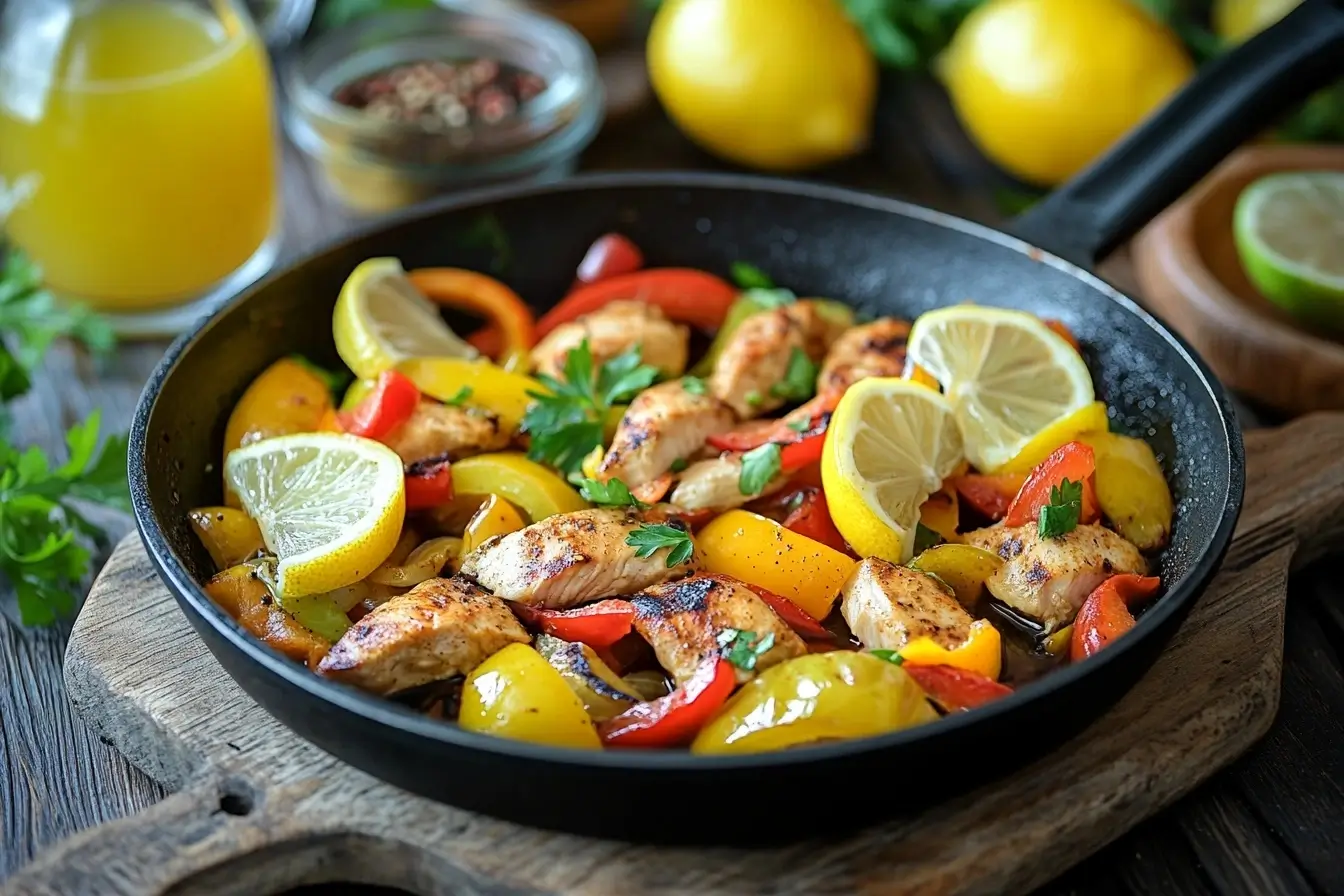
[284,3,603,213]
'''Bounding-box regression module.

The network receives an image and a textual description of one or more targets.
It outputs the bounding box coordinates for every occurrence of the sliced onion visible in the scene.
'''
[367,536,462,587]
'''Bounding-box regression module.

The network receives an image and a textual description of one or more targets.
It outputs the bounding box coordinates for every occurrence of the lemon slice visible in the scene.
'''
[822,378,964,563]
[225,433,406,599]
[907,306,1094,472]
[333,258,477,380]
[993,400,1110,474]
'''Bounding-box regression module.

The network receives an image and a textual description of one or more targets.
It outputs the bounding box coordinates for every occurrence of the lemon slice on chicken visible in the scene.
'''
[906,306,1094,472]
[224,433,405,598]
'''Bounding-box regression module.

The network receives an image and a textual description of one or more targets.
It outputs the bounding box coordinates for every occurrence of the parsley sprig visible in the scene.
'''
[1038,478,1083,539]
[738,442,782,496]
[626,522,695,568]
[770,347,818,402]
[578,477,648,509]
[730,262,774,290]
[718,627,775,671]
[522,340,658,478]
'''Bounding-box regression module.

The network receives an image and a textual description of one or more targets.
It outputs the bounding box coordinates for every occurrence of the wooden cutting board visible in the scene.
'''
[7,414,1344,896]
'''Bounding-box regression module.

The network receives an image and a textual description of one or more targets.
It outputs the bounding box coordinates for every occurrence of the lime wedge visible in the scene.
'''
[1233,171,1344,334]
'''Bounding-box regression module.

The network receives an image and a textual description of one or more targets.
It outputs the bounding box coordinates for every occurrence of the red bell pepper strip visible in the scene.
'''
[1003,441,1100,528]
[1070,574,1162,661]
[337,370,420,440]
[535,269,738,339]
[781,489,850,556]
[953,473,1027,522]
[575,233,644,285]
[707,408,833,476]
[509,599,637,649]
[407,268,537,363]
[903,663,1014,712]
[598,655,736,748]
[750,586,837,643]
[403,455,454,511]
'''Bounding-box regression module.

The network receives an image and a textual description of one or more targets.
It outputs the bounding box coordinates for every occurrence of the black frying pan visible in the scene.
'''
[129,1,1344,844]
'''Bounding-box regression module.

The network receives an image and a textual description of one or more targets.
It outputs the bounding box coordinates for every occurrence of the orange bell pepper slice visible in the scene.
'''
[408,268,537,365]
[1070,574,1162,661]
[1003,441,1100,528]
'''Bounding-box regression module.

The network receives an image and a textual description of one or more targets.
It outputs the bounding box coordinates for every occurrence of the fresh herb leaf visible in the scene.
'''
[1038,478,1083,539]
[870,648,905,666]
[288,354,351,399]
[597,344,660,407]
[681,376,707,396]
[578,477,648,509]
[626,523,695,568]
[717,628,776,671]
[785,417,810,433]
[839,0,985,71]
[445,385,473,406]
[730,262,774,290]
[739,442,782,496]
[670,457,689,473]
[744,390,763,409]
[771,348,818,402]
[740,287,796,309]
[913,522,944,554]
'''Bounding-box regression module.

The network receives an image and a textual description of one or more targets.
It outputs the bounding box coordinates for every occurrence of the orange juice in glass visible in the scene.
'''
[0,0,280,334]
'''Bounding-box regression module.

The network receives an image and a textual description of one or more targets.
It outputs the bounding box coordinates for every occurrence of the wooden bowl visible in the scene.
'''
[1133,144,1344,416]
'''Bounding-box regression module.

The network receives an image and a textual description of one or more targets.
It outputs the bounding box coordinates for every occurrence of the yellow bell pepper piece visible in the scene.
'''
[459,643,601,749]
[188,507,265,570]
[993,401,1110,474]
[908,543,1004,608]
[448,452,588,523]
[1081,430,1174,551]
[918,483,962,544]
[222,358,333,506]
[462,494,528,556]
[580,444,604,481]
[396,357,545,433]
[340,378,376,411]
[697,510,856,621]
[898,619,1002,679]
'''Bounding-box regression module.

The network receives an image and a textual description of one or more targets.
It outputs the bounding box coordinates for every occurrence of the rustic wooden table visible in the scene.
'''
[2,77,1343,895]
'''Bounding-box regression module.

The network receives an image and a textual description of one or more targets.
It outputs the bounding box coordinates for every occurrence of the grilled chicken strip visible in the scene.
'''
[530,300,691,380]
[840,558,974,652]
[383,399,511,464]
[817,317,911,396]
[710,300,849,419]
[316,576,528,695]
[963,523,1148,631]
[459,507,699,609]
[597,379,736,488]
[631,575,806,685]
[668,455,788,514]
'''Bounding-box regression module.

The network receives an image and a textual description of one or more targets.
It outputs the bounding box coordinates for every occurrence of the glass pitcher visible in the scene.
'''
[0,0,289,336]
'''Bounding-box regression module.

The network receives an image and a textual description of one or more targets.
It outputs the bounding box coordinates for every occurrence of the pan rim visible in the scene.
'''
[130,170,1246,772]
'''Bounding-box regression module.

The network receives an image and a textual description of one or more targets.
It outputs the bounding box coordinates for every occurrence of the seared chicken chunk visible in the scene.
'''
[668,456,788,514]
[459,507,699,609]
[840,558,974,651]
[317,576,528,694]
[964,523,1147,631]
[530,300,690,380]
[383,399,510,464]
[710,300,848,418]
[631,575,806,685]
[817,317,911,396]
[597,379,736,488]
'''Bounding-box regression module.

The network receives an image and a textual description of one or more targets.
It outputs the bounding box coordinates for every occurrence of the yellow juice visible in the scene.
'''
[0,0,278,310]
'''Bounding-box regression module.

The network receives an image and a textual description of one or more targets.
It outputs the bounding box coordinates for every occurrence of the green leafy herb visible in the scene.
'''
[288,354,351,399]
[578,477,648,509]
[522,340,659,477]
[771,348,818,402]
[446,385,473,406]
[1038,478,1083,539]
[681,376,707,396]
[744,390,763,409]
[626,523,695,568]
[913,522,945,554]
[786,417,811,433]
[670,457,689,473]
[839,0,985,71]
[717,628,776,671]
[1,411,130,626]
[738,442,782,496]
[730,262,774,290]
[870,648,905,666]
[740,287,796,310]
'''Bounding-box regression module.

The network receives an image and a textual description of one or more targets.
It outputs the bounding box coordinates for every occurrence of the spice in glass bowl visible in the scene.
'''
[332,59,549,130]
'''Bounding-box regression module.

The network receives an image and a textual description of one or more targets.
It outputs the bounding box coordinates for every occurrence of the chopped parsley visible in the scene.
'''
[785,417,810,433]
[744,390,763,408]
[740,287,796,309]
[730,262,774,290]
[578,477,648,509]
[770,347,817,402]
[913,522,945,554]
[1038,478,1083,539]
[681,375,707,396]
[626,522,695,567]
[670,457,689,473]
[445,385,473,406]
[718,628,776,671]
[738,442,782,496]
[870,649,905,666]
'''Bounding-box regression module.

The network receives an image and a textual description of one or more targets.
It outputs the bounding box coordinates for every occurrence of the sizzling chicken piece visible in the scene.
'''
[459,506,700,609]
[383,400,511,464]
[631,575,806,685]
[839,558,974,651]
[710,300,848,418]
[316,576,529,694]
[817,317,911,396]
[596,379,736,488]
[668,455,788,514]
[530,300,690,380]
[964,523,1148,631]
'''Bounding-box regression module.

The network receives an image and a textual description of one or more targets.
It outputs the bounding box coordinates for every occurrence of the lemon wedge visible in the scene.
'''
[333,258,477,380]
[907,306,1094,472]
[821,378,964,563]
[225,433,406,598]
[993,400,1110,474]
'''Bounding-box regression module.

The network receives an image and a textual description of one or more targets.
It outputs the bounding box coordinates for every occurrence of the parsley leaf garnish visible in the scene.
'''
[626,522,695,567]
[740,287,796,309]
[870,649,905,666]
[730,262,774,290]
[1038,478,1083,539]
[739,442,782,496]
[681,376,707,396]
[287,354,351,400]
[785,417,810,433]
[717,627,776,671]
[445,385,473,406]
[744,390,763,408]
[670,457,689,473]
[770,347,817,402]
[578,477,648,509]
[913,522,945,554]
[522,340,658,477]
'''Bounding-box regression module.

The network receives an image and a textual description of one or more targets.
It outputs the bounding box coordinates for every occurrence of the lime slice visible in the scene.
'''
[906,306,1095,472]
[1233,171,1344,334]
[225,433,406,598]
[333,258,478,380]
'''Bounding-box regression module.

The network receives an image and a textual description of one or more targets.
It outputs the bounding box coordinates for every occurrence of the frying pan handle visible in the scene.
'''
[1010,0,1344,268]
